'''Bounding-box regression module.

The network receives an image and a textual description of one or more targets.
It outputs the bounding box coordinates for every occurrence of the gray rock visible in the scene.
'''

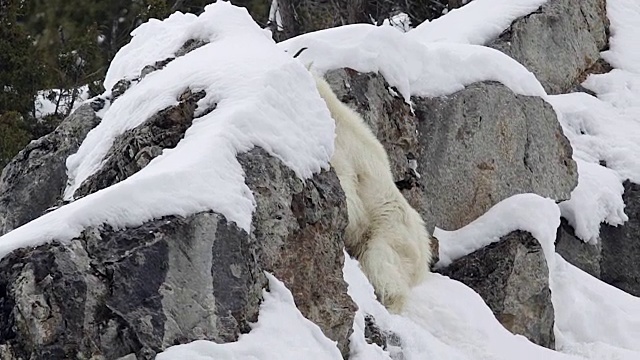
[555,218,601,278]
[0,104,101,235]
[600,181,640,296]
[364,314,389,349]
[438,231,555,349]
[0,212,263,360]
[325,70,577,232]
[175,39,208,57]
[363,314,404,360]
[240,148,356,356]
[414,82,577,230]
[111,79,132,101]
[556,181,640,298]
[489,0,609,94]
[0,147,355,359]
[73,89,208,199]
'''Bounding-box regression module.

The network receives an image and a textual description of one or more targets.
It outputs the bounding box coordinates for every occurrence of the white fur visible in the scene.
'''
[314,76,433,312]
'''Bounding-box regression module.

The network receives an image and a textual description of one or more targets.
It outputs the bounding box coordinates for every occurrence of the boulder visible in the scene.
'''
[555,181,640,298]
[600,181,640,296]
[489,0,609,94]
[555,218,601,278]
[325,69,577,232]
[0,104,101,236]
[438,231,555,349]
[414,82,577,230]
[0,212,263,360]
[241,148,356,355]
[0,146,355,359]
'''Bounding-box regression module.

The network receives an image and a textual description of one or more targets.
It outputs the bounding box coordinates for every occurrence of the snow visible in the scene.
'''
[557,159,627,243]
[103,5,272,91]
[279,24,546,102]
[434,194,640,360]
[380,12,412,33]
[407,0,548,45]
[601,0,640,74]
[156,273,343,360]
[434,194,560,268]
[268,0,283,31]
[553,256,640,359]
[2,1,640,360]
[546,0,640,242]
[35,86,90,119]
[0,2,335,257]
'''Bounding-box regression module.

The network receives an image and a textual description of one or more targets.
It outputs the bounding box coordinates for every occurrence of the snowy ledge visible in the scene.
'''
[278,24,546,103]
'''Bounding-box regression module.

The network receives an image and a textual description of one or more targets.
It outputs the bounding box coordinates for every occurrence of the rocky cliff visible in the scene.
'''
[0,0,638,359]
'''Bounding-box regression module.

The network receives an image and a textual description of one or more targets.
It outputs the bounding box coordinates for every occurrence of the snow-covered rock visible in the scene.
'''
[0,146,355,359]
[438,230,555,349]
[599,181,640,296]
[488,0,609,94]
[0,3,355,358]
[322,70,576,233]
[1,0,640,359]
[0,104,101,236]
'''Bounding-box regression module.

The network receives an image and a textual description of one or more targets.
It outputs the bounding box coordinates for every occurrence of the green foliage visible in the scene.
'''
[0,0,47,117]
[143,0,172,20]
[0,112,31,169]
[0,0,273,168]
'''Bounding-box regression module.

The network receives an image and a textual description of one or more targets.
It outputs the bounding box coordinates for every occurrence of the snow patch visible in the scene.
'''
[156,273,342,359]
[35,86,90,119]
[435,194,560,268]
[407,0,548,45]
[279,24,546,102]
[602,0,640,74]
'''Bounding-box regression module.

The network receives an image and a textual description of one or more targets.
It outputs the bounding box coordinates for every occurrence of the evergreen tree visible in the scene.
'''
[0,0,46,117]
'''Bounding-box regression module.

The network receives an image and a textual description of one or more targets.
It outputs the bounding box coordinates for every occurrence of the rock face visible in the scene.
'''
[240,148,356,355]
[600,181,640,296]
[0,147,355,359]
[325,69,577,232]
[414,82,577,230]
[0,104,101,236]
[73,89,208,199]
[556,181,640,297]
[489,0,609,94]
[0,213,264,360]
[555,218,602,278]
[438,231,555,349]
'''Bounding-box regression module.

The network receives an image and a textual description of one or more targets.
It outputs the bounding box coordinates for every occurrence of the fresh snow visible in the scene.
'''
[434,194,561,268]
[0,2,335,257]
[556,159,627,243]
[279,24,546,102]
[407,0,548,45]
[35,86,90,119]
[601,0,640,74]
[547,0,640,242]
[2,0,640,360]
[435,194,640,360]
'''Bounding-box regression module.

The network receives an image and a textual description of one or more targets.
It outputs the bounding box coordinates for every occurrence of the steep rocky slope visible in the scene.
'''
[0,1,638,359]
